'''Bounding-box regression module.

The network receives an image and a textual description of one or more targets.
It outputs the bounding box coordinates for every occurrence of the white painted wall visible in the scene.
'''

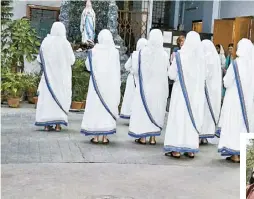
[12,0,61,19]
[220,1,254,19]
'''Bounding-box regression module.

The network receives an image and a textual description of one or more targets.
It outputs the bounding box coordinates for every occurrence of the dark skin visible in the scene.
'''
[216,46,220,54]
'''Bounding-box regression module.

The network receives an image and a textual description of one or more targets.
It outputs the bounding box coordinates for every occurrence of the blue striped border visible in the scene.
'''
[138,50,162,130]
[218,147,240,156]
[164,145,199,153]
[215,127,221,138]
[175,52,199,134]
[39,49,68,116]
[199,134,215,139]
[35,120,67,126]
[80,129,116,136]
[88,51,116,121]
[232,60,249,133]
[205,81,217,126]
[119,114,130,119]
[128,131,161,138]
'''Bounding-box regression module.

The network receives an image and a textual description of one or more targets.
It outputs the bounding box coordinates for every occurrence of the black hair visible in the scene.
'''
[228,43,234,48]
[215,44,220,49]
[250,171,254,184]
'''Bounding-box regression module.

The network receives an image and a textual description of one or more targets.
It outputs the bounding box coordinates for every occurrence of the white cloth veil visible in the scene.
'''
[202,39,222,122]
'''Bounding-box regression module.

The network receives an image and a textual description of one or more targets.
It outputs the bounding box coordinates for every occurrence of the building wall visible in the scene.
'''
[183,1,204,32]
[12,0,61,19]
[220,1,254,19]
[179,0,254,33]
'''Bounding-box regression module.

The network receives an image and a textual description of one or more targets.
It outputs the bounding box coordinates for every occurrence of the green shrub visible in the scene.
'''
[72,59,90,101]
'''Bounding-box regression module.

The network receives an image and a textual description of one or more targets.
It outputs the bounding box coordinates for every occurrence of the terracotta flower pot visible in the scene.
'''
[71,101,83,110]
[33,97,38,104]
[81,100,86,109]
[7,97,20,108]
[27,89,37,104]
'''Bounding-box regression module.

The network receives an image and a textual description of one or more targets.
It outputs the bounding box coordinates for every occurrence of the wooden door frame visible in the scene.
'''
[192,20,203,33]
[26,4,60,21]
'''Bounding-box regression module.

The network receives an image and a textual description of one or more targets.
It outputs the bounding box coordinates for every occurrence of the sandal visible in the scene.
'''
[226,156,240,163]
[200,138,208,145]
[165,152,180,159]
[90,138,99,144]
[55,126,62,132]
[135,138,146,145]
[184,152,195,159]
[44,125,54,131]
[102,138,110,145]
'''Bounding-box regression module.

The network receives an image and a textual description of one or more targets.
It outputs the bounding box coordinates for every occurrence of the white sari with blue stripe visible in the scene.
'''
[164,31,205,153]
[80,30,121,136]
[128,30,169,138]
[200,40,222,140]
[35,22,75,127]
[218,39,254,156]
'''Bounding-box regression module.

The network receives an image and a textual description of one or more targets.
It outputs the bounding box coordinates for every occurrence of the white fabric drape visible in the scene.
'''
[81,29,121,135]
[200,40,222,138]
[251,44,254,133]
[164,31,205,153]
[128,29,169,138]
[35,22,75,126]
[120,38,147,119]
[218,39,254,156]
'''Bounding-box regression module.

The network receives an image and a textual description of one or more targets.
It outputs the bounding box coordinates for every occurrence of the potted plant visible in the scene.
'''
[71,58,90,110]
[1,18,40,72]
[24,73,41,104]
[2,70,26,108]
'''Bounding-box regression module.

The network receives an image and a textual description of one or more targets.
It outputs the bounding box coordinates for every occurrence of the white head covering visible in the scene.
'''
[179,31,205,130]
[84,0,95,15]
[147,29,164,52]
[136,38,147,51]
[202,39,222,120]
[50,22,66,38]
[97,29,115,48]
[86,0,92,8]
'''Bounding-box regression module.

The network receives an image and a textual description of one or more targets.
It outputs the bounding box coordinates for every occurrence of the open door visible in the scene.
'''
[192,20,203,33]
[233,17,252,56]
[213,19,235,53]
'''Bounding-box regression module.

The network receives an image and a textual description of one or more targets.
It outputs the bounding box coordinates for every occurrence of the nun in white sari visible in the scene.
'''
[164,31,205,158]
[218,39,254,163]
[35,22,75,131]
[120,38,147,119]
[128,29,169,145]
[200,40,222,144]
[80,29,121,144]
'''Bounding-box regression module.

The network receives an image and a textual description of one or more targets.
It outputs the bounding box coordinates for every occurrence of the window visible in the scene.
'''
[27,5,60,41]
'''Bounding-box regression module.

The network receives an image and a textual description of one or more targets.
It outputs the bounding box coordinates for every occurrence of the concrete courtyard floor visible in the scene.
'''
[1,103,239,199]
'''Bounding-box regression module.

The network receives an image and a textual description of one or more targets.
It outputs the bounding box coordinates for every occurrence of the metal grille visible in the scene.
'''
[117,1,149,54]
[152,0,171,29]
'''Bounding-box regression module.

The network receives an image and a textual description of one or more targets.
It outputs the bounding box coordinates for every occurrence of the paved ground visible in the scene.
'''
[1,103,239,199]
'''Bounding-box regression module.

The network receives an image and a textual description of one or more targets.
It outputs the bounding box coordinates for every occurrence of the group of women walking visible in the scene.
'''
[35,22,254,163]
